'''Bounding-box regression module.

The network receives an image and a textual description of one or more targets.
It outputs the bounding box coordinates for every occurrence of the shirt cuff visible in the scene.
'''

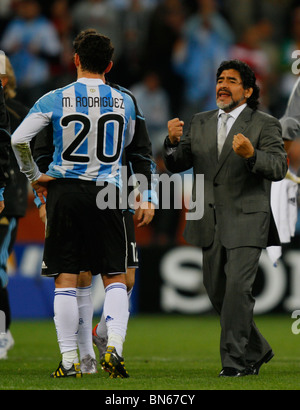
[33,195,43,209]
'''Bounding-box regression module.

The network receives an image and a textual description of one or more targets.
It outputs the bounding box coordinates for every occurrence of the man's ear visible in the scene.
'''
[104,61,113,74]
[245,87,253,99]
[74,53,80,68]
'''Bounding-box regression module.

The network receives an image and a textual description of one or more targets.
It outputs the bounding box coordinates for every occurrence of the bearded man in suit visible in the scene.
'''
[163,60,288,377]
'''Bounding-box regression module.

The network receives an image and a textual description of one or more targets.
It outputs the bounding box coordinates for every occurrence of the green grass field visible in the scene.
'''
[0,314,299,391]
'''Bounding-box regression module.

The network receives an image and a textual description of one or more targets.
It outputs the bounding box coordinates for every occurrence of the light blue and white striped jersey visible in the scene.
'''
[11,78,136,187]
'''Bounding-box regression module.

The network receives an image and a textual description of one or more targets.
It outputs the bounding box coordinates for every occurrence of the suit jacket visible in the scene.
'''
[163,106,288,249]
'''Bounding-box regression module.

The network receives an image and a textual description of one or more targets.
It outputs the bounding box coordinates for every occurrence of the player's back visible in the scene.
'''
[31,78,136,184]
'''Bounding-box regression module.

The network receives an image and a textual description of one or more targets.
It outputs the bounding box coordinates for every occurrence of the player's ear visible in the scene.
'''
[104,61,113,74]
[74,53,80,68]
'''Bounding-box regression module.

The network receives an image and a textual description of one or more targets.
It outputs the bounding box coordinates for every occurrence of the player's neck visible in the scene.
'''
[77,69,105,82]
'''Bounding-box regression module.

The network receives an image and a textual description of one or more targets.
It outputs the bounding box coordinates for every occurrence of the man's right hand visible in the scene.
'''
[31,174,56,204]
[167,118,184,145]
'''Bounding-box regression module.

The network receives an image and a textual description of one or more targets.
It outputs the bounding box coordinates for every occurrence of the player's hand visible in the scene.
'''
[31,174,56,204]
[0,200,4,214]
[232,133,255,158]
[39,203,46,224]
[167,118,184,145]
[135,202,155,228]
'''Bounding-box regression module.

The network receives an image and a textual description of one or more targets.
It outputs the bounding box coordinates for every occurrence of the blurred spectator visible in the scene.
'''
[49,0,76,87]
[224,0,293,42]
[289,140,300,174]
[172,0,234,125]
[223,0,257,40]
[280,3,300,113]
[229,20,277,112]
[0,0,14,38]
[142,0,186,117]
[115,0,152,87]
[0,0,12,16]
[71,0,122,63]
[0,0,61,107]
[110,0,162,10]
[259,0,294,42]
[130,70,171,156]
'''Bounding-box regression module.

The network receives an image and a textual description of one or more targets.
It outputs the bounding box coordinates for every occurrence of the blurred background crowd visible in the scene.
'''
[2,0,300,248]
[1,0,300,155]
[1,0,300,321]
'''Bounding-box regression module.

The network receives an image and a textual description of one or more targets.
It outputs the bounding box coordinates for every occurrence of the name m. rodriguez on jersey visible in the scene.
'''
[62,95,125,109]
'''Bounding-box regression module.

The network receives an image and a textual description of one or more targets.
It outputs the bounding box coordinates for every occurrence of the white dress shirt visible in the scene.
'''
[217,103,247,135]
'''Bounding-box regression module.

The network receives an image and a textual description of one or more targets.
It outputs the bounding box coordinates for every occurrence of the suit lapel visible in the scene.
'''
[216,106,253,175]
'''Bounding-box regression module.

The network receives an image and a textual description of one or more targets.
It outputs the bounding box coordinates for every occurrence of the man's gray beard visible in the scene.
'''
[216,96,245,111]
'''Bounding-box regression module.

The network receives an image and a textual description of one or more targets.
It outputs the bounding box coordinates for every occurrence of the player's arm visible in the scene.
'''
[31,124,55,208]
[11,100,55,202]
[109,82,158,211]
[32,124,54,173]
[0,79,11,213]
[126,93,157,191]
[124,94,157,226]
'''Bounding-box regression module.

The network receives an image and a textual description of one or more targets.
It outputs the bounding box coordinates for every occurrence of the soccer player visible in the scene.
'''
[11,30,155,378]
[32,93,156,375]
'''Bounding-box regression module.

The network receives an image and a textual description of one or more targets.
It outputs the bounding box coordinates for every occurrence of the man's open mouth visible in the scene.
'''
[218,90,231,98]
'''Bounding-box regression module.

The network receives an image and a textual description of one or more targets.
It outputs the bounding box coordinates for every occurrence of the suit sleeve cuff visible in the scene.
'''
[245,150,257,170]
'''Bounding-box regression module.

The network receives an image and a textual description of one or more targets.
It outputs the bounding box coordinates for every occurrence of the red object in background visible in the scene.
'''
[16,194,45,243]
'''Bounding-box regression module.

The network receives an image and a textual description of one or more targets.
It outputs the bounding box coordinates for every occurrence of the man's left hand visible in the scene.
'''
[233,133,255,158]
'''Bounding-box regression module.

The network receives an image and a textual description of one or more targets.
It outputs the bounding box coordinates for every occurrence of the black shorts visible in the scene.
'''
[42,179,127,277]
[123,210,138,268]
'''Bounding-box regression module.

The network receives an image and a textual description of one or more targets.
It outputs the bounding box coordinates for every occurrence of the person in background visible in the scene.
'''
[0,67,15,358]
[1,0,61,106]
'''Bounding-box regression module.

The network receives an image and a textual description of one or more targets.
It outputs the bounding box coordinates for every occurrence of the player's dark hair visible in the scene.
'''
[73,29,114,74]
[216,60,260,111]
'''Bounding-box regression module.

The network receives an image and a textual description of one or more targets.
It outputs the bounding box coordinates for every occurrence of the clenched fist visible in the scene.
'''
[167,118,184,145]
[232,133,255,158]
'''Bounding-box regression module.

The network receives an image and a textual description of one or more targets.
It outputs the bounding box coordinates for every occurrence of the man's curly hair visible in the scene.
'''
[73,29,114,74]
[216,60,260,111]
